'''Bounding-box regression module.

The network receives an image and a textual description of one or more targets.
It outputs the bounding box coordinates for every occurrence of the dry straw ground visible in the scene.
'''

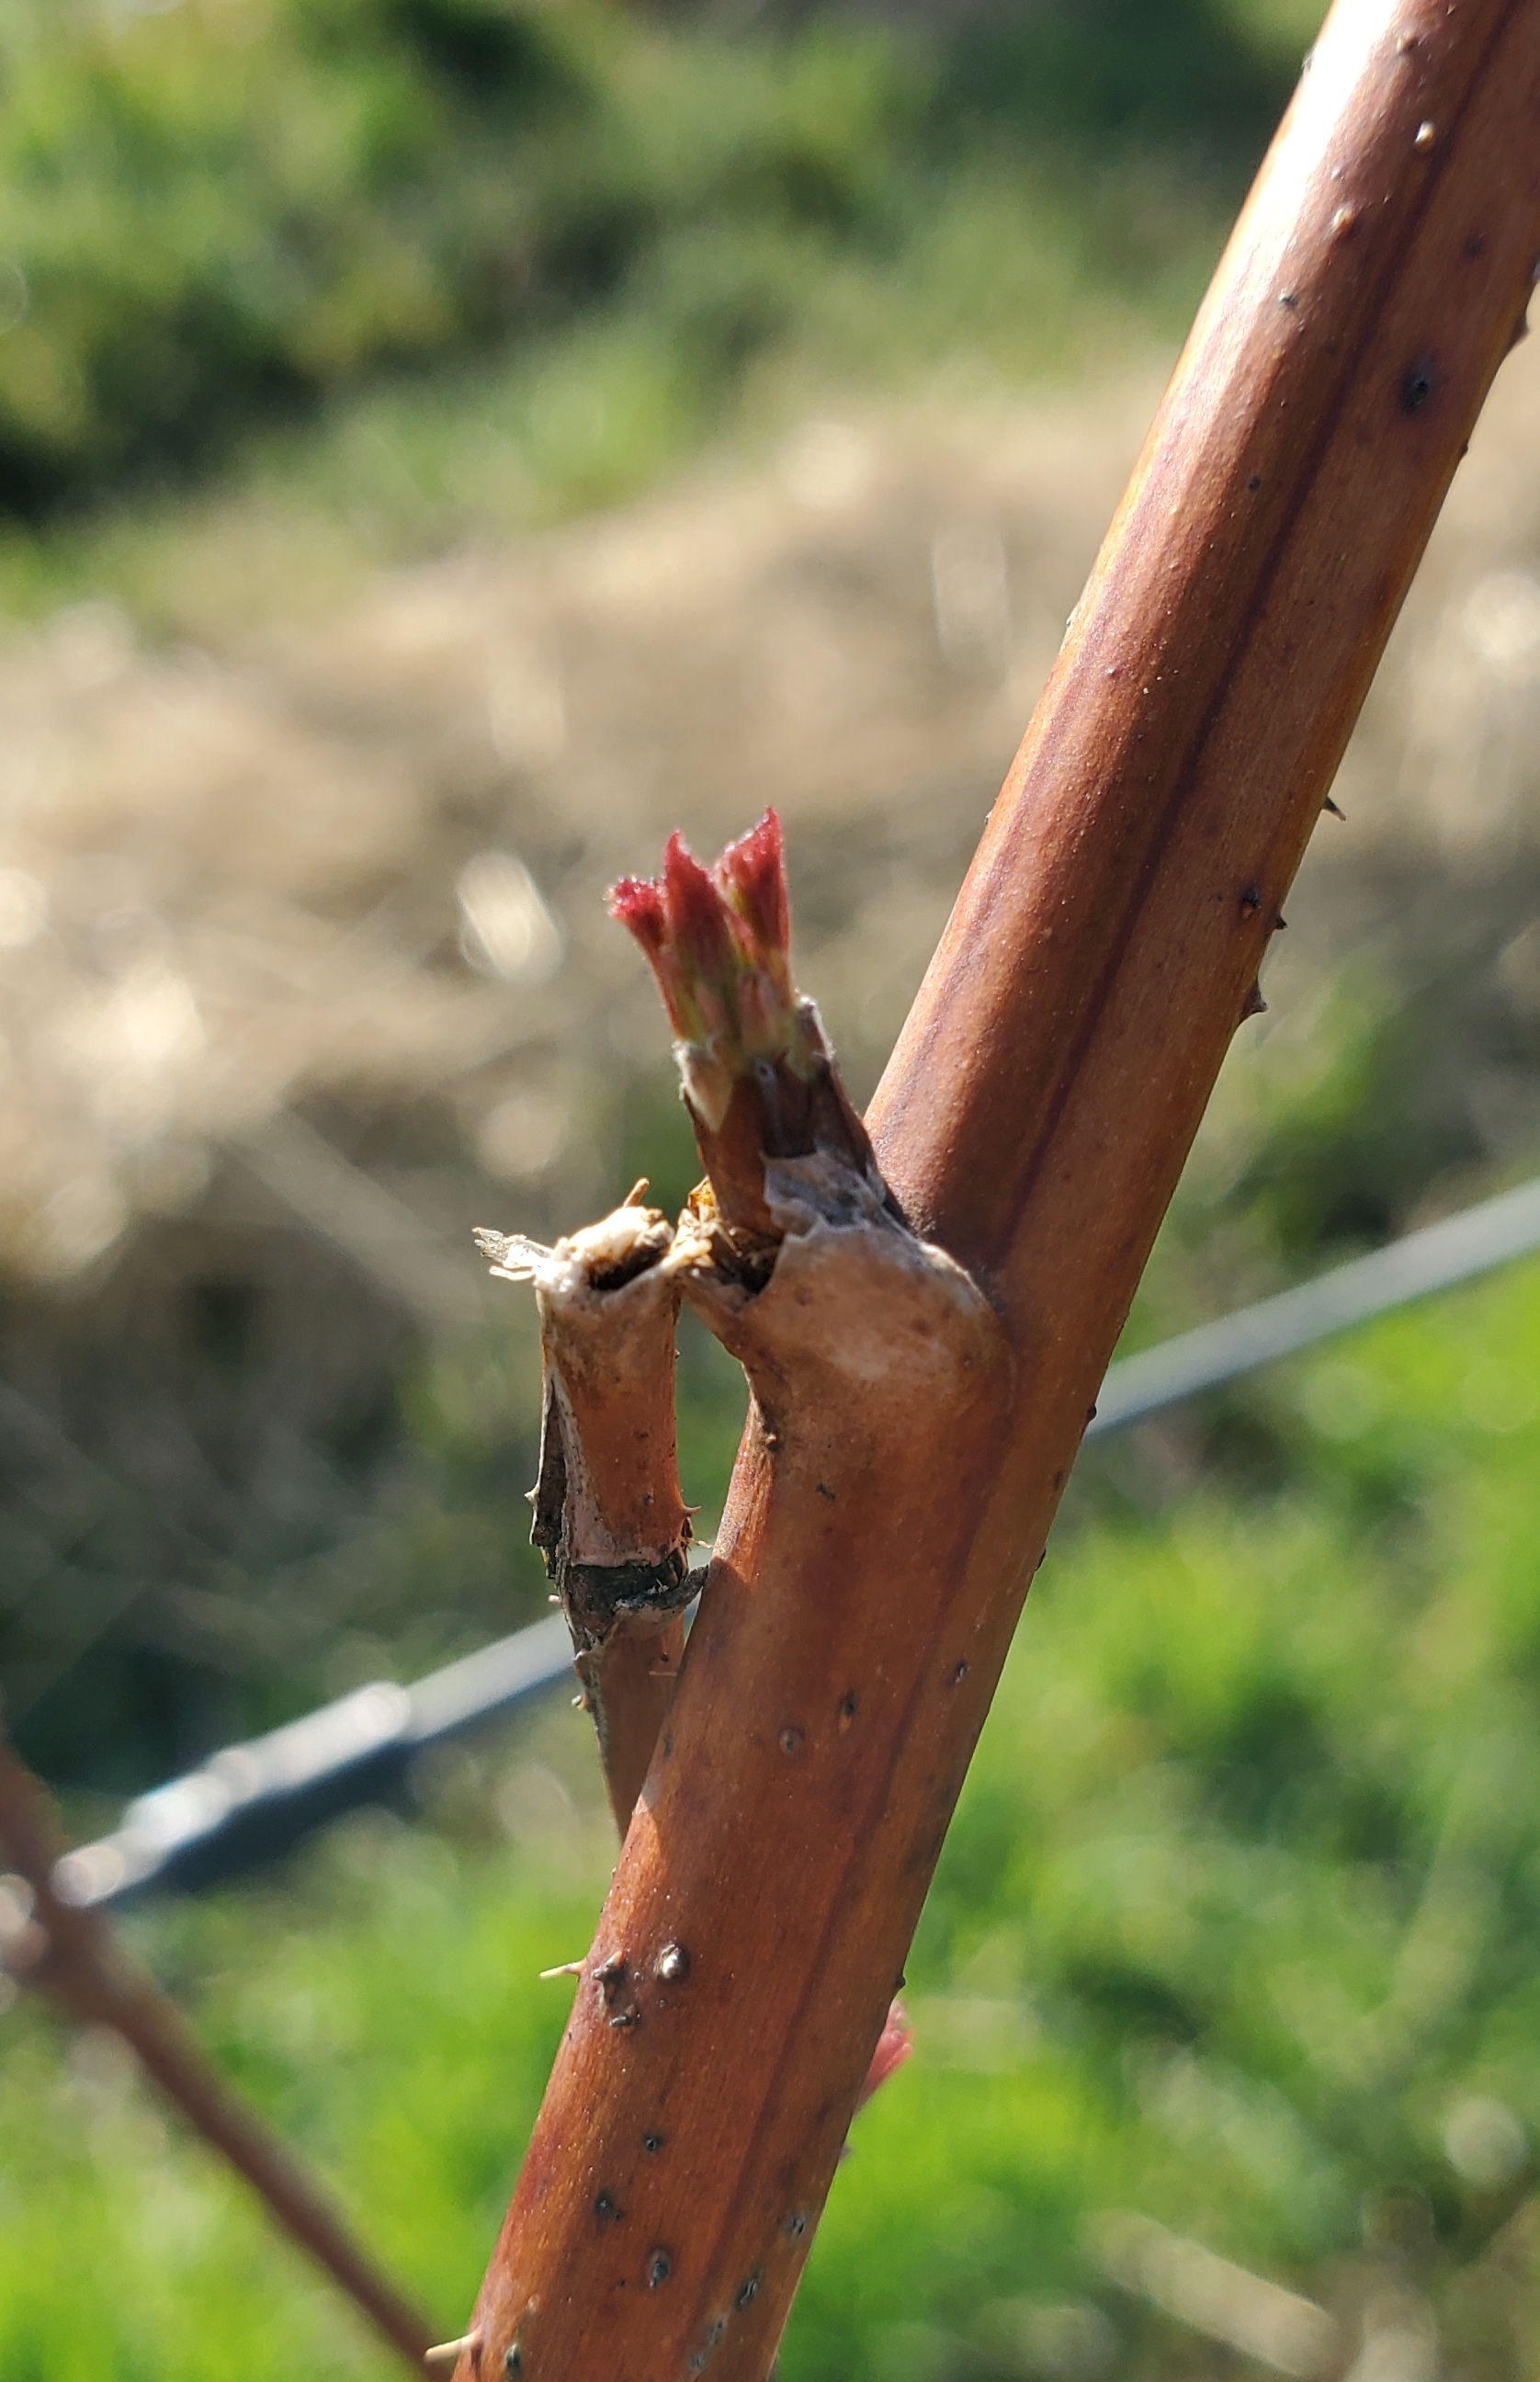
[5,339,1538,1275]
[3,330,1537,1747]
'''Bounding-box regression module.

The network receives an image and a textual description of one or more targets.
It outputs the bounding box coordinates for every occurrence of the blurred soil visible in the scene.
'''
[5,331,1539,1784]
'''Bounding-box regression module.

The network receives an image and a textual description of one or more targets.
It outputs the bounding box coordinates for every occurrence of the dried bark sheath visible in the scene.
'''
[0,1734,436,2370]
[460,6,1540,2376]
[478,1202,694,1833]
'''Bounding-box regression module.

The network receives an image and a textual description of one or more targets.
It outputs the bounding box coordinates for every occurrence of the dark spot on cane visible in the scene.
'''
[1278,290,1297,308]
[595,2191,622,2224]
[647,2249,672,2288]
[952,1661,970,1684]
[609,2009,638,2029]
[778,1726,803,1755]
[815,1481,835,1502]
[641,2130,664,2153]
[1241,884,1262,913]
[782,2211,808,2236]
[1247,474,1262,490]
[838,1692,857,1730]
[661,1732,674,1759]
[1403,364,1434,413]
[504,2348,522,2379]
[706,2320,726,2347]
[737,2274,761,2310]
[1466,233,1487,260]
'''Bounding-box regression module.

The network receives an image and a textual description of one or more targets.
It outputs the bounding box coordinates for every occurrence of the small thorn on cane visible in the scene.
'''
[539,1959,585,1979]
[1322,793,1344,818]
[425,2331,481,2368]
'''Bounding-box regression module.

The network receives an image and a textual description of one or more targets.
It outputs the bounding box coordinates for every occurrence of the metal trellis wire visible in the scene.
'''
[51,1171,1540,1915]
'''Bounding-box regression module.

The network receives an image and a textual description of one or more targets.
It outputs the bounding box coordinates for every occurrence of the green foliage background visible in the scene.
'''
[0,0,1315,558]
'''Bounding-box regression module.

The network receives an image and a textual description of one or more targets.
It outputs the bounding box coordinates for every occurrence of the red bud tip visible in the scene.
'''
[713,810,788,975]
[660,832,739,998]
[855,1998,912,2115]
[607,875,668,955]
[609,818,812,1121]
[608,871,701,1037]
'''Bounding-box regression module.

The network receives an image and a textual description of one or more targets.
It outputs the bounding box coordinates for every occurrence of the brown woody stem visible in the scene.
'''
[465,1148,1007,2381]
[457,6,1540,2375]
[0,1729,436,2370]
[483,1168,919,2134]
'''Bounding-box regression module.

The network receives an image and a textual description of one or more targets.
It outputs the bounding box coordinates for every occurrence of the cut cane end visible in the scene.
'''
[478,1205,674,1301]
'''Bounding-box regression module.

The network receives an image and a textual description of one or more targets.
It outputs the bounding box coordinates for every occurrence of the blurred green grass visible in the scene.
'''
[0,0,1324,626]
[7,1245,1540,2378]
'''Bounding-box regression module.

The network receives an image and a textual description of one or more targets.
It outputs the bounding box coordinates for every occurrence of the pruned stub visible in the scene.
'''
[478,1199,695,1827]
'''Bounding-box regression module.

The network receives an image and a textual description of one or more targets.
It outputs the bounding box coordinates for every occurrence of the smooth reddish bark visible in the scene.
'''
[458,6,1540,2376]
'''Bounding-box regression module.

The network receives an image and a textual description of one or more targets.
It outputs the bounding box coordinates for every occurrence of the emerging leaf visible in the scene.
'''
[609,811,820,1132]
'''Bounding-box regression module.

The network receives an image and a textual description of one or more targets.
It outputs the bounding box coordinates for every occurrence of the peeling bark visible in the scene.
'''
[476,1199,694,1833]
[665,1148,1001,1461]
